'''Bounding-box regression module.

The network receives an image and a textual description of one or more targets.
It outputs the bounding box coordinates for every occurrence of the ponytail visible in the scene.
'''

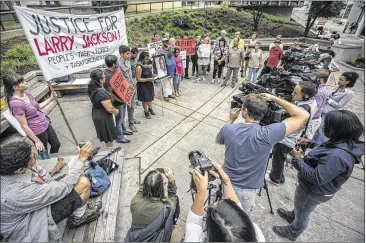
[3,74,24,105]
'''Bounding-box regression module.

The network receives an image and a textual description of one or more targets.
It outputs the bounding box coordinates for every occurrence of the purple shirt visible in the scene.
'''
[10,92,50,135]
[313,84,327,119]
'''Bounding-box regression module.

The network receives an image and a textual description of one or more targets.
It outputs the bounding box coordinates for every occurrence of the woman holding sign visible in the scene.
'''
[197,37,211,82]
[136,52,156,119]
[88,69,119,147]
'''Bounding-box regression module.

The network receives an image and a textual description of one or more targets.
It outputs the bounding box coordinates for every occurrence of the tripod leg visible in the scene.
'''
[160,79,164,116]
[258,188,262,196]
[168,77,179,106]
[263,180,274,214]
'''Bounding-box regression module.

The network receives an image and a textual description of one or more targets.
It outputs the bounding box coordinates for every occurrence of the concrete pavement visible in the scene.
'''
[49,63,364,242]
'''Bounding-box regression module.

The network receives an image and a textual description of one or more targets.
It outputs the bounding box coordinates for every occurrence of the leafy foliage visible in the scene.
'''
[0,44,38,81]
[91,1,127,13]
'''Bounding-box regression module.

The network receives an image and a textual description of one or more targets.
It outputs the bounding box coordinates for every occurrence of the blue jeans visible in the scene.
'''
[115,103,126,140]
[284,185,332,238]
[247,67,258,83]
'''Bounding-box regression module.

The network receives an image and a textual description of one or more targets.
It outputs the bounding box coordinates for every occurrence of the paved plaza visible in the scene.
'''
[49,64,365,242]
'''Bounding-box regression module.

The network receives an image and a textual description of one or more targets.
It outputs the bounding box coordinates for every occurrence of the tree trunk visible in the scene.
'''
[4,1,19,23]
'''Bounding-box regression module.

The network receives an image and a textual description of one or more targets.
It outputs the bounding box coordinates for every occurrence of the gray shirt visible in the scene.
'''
[1,159,85,242]
[323,87,353,113]
[118,57,135,86]
[280,99,317,148]
[217,122,286,189]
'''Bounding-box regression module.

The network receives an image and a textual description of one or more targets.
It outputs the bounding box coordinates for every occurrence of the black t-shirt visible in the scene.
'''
[104,69,124,106]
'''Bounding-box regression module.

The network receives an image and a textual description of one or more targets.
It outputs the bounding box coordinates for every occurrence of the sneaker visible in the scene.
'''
[134,120,141,124]
[272,226,297,241]
[177,91,181,96]
[175,92,180,97]
[221,82,227,87]
[202,77,206,82]
[136,101,141,106]
[196,77,201,82]
[129,124,138,132]
[67,201,102,229]
[211,78,217,84]
[277,208,295,224]
[164,97,169,102]
[231,83,235,88]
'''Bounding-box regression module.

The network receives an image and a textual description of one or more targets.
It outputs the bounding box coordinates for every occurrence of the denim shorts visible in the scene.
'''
[173,75,182,85]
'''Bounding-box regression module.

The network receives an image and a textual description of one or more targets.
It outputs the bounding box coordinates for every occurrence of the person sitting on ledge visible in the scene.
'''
[0,141,102,242]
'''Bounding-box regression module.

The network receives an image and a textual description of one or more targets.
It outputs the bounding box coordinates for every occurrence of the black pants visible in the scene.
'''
[213,60,225,79]
[207,54,212,73]
[184,58,190,78]
[269,143,293,184]
[36,125,61,154]
[259,66,277,77]
[191,55,198,75]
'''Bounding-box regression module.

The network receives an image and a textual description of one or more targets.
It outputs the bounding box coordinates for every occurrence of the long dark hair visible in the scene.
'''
[324,110,364,149]
[3,74,24,104]
[138,51,149,63]
[88,69,104,98]
[206,199,257,242]
[142,169,166,200]
[342,71,359,88]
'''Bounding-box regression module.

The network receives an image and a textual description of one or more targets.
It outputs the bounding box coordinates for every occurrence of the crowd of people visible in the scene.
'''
[1,26,364,243]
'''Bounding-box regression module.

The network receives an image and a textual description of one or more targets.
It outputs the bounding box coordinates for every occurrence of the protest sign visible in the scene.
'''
[14,6,128,81]
[152,54,169,79]
[179,39,196,56]
[200,44,211,58]
[109,68,136,107]
[147,41,163,58]
[179,50,187,69]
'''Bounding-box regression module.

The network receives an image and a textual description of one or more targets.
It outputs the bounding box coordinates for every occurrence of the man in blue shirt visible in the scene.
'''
[216,93,309,213]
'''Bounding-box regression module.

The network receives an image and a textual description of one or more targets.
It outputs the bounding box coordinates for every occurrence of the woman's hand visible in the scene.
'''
[35,140,45,151]
[164,167,174,181]
[78,141,92,162]
[209,160,230,183]
[193,169,208,194]
[296,137,310,144]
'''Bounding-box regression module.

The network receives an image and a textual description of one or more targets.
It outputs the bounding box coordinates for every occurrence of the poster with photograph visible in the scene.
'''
[179,50,187,69]
[200,44,211,58]
[152,54,169,79]
[147,41,163,58]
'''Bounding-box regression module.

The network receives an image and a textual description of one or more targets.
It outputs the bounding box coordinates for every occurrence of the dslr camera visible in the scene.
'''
[189,150,217,182]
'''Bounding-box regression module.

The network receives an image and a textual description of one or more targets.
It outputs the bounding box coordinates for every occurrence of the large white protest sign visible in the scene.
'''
[147,41,163,58]
[14,6,128,81]
[179,50,187,69]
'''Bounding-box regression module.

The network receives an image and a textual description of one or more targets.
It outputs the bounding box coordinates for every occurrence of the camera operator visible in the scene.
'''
[125,167,179,242]
[273,110,364,241]
[184,160,265,242]
[216,93,309,213]
[269,81,318,185]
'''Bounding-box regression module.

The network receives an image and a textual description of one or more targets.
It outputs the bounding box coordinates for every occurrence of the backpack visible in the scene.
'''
[86,161,111,197]
[124,201,174,242]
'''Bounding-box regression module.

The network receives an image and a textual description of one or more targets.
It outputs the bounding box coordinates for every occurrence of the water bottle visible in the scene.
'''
[38,149,50,160]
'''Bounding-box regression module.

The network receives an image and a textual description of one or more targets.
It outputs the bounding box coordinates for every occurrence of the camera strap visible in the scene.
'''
[299,104,311,138]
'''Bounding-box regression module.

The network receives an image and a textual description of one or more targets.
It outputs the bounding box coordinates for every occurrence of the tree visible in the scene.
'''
[92,1,127,13]
[250,2,269,32]
[303,1,344,37]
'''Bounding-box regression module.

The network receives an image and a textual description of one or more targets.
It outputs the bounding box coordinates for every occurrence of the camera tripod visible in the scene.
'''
[257,153,274,214]
[189,176,223,207]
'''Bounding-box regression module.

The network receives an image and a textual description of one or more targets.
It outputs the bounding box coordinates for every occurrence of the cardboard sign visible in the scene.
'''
[14,6,127,81]
[147,41,163,58]
[179,39,196,56]
[109,68,136,107]
[200,44,211,58]
[179,50,187,69]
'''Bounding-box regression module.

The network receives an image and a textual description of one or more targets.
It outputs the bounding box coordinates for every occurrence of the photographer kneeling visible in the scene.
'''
[216,93,309,213]
[273,110,365,241]
[184,161,265,242]
[125,167,179,242]
[269,81,318,185]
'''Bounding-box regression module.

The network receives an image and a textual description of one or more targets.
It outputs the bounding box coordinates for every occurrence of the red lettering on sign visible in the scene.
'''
[109,68,136,107]
[179,40,196,56]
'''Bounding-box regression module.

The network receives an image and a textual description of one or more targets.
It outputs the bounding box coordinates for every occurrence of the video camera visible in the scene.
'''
[230,83,290,126]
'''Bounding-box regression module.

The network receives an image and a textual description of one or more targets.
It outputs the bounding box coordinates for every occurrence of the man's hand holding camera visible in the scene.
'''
[228,108,241,123]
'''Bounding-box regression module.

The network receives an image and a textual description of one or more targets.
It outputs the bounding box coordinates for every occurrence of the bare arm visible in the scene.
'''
[107,86,124,104]
[191,170,208,216]
[15,114,44,150]
[211,161,239,204]
[261,94,309,136]
[136,65,153,83]
[101,100,119,114]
